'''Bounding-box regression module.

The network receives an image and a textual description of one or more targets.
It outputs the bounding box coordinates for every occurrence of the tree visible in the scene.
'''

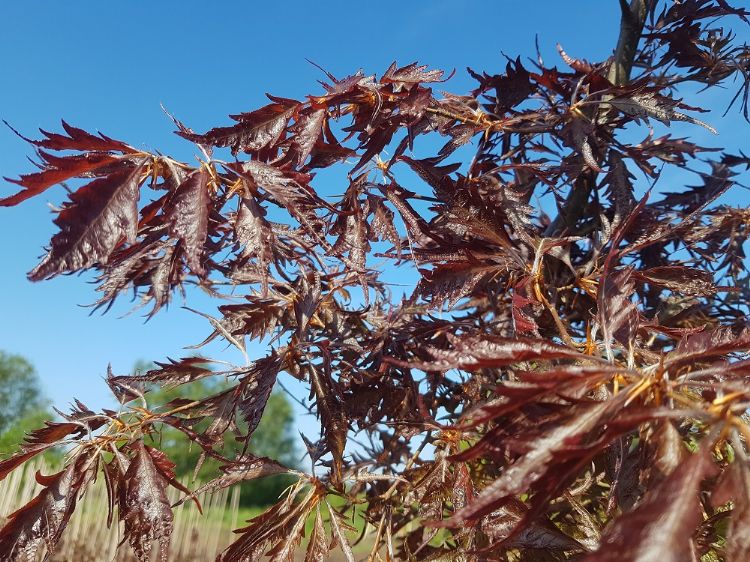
[0,410,54,458]
[0,352,49,442]
[0,353,58,465]
[1,1,750,560]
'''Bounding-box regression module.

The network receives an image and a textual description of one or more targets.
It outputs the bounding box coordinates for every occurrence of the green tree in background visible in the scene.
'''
[0,351,53,455]
[133,360,298,507]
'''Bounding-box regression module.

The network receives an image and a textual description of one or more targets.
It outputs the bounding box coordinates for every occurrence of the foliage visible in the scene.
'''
[134,359,298,506]
[0,352,57,465]
[2,1,750,560]
[0,352,48,438]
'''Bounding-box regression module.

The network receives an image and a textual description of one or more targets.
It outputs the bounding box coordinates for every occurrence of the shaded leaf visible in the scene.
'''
[725,459,750,560]
[444,400,620,525]
[583,447,713,562]
[598,267,639,362]
[481,499,584,552]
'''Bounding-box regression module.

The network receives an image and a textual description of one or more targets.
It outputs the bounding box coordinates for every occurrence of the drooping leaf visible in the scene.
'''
[236,160,325,239]
[304,507,329,562]
[166,167,211,276]
[287,108,326,168]
[234,195,275,295]
[331,176,371,300]
[199,353,282,445]
[598,267,639,362]
[327,502,356,562]
[725,459,750,560]
[28,158,148,281]
[218,483,322,562]
[120,441,174,562]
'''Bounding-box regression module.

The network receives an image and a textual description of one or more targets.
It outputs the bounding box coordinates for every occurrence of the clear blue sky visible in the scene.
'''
[0,1,747,428]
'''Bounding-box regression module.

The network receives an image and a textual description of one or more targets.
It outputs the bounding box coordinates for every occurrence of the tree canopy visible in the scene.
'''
[0,352,48,439]
[2,1,750,561]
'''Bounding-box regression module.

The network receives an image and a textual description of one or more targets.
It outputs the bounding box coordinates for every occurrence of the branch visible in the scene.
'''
[609,0,650,87]
[545,0,650,237]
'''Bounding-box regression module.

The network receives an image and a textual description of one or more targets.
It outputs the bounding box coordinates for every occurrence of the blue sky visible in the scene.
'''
[0,1,747,434]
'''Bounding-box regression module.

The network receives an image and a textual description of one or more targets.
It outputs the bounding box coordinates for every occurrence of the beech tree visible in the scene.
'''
[1,1,750,560]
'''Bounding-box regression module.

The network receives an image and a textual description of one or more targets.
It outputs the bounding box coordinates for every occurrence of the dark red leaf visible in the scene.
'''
[120,441,174,562]
[287,108,326,168]
[167,167,211,276]
[6,119,134,153]
[28,158,148,281]
[1,152,119,207]
[381,61,446,91]
[634,266,717,296]
[583,447,714,562]
[237,160,325,238]
[201,353,282,444]
[481,499,584,552]
[668,325,750,366]
[114,356,214,389]
[304,507,329,562]
[416,262,500,309]
[0,452,96,561]
[598,267,639,362]
[443,400,619,525]
[725,459,750,559]
[174,455,289,507]
[391,333,597,372]
[218,484,321,562]
[178,100,298,154]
